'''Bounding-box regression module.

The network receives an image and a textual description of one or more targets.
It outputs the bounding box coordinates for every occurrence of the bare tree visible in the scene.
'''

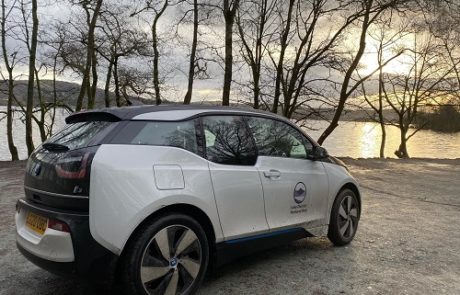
[173,0,212,104]
[428,1,460,107]
[73,0,104,111]
[118,66,153,104]
[383,33,454,158]
[1,0,19,160]
[13,0,59,143]
[42,22,77,116]
[131,0,169,105]
[236,0,276,109]
[36,21,77,137]
[360,16,408,158]
[270,0,294,114]
[98,4,148,107]
[263,0,403,122]
[317,0,408,145]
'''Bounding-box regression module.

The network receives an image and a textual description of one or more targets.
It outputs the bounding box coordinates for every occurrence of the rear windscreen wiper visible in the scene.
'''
[42,143,70,152]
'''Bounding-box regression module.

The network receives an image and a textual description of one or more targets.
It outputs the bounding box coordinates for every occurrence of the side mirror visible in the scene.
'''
[307,146,329,161]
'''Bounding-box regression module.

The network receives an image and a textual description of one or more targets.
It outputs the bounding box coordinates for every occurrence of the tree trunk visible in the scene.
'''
[7,78,19,161]
[25,0,39,156]
[222,13,234,106]
[113,56,121,107]
[253,72,260,109]
[76,10,91,111]
[395,128,409,158]
[34,69,47,142]
[104,57,114,107]
[88,49,98,109]
[76,73,88,111]
[378,67,385,158]
[50,48,60,136]
[379,121,386,158]
[37,121,47,143]
[222,0,239,106]
[152,24,161,105]
[183,0,198,105]
[2,0,19,161]
[151,1,168,106]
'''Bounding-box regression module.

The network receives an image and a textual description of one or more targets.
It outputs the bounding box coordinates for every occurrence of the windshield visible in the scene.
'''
[45,121,113,150]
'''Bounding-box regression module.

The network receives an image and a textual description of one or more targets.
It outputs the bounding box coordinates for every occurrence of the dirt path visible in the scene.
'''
[0,158,459,295]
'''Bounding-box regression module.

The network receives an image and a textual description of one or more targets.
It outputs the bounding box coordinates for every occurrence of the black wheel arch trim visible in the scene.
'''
[119,203,217,269]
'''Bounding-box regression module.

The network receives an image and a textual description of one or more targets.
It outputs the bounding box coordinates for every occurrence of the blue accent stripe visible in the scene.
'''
[224,228,304,244]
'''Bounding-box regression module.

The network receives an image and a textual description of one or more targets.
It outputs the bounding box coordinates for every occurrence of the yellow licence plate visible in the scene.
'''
[26,212,48,235]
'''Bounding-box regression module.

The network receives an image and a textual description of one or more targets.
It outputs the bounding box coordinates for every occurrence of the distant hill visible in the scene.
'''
[0,79,398,122]
[0,79,155,109]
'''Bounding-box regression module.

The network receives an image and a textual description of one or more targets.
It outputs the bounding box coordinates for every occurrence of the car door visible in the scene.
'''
[201,115,269,240]
[246,116,329,230]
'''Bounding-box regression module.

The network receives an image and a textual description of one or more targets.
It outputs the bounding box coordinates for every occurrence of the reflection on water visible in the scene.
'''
[305,120,460,159]
[0,108,68,161]
[1,107,459,160]
[359,123,381,158]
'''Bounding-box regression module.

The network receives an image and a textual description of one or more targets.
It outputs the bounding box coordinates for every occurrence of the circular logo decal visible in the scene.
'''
[293,182,306,204]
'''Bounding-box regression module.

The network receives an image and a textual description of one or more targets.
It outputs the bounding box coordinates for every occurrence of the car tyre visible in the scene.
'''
[328,189,360,246]
[120,213,209,295]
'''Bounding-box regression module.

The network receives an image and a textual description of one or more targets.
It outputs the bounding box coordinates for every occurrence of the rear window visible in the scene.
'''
[111,120,198,153]
[46,121,113,150]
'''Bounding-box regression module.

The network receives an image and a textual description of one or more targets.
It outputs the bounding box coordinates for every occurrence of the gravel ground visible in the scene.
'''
[0,158,459,295]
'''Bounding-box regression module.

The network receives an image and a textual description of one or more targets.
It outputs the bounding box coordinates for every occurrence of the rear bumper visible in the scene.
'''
[17,241,76,275]
[15,198,119,284]
[16,206,75,262]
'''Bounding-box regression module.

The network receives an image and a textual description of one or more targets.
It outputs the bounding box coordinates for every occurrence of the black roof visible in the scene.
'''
[64,104,320,146]
[65,105,281,124]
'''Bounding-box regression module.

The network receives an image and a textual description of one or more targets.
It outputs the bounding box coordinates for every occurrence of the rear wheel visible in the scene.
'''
[120,214,209,295]
[328,189,360,246]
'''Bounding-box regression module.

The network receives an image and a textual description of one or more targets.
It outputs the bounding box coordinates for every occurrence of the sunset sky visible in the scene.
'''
[1,0,450,105]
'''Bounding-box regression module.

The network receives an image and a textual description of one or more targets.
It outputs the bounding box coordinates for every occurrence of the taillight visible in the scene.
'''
[48,219,70,233]
[55,149,94,179]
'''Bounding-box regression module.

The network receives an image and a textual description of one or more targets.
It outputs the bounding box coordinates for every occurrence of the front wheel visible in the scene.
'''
[328,189,360,246]
[120,214,209,295]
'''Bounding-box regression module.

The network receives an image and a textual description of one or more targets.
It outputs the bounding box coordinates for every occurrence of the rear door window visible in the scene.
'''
[201,116,257,165]
[111,120,198,153]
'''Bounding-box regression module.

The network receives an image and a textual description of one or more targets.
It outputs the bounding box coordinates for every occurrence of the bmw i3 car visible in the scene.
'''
[16,105,361,295]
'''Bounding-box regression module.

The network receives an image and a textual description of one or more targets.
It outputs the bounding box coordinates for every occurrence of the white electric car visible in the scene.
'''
[16,105,361,295]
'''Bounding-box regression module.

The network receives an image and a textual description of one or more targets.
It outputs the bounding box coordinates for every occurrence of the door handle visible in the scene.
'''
[264,169,281,179]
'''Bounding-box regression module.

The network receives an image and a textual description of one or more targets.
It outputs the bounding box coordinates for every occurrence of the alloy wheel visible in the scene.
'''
[140,225,202,295]
[337,195,359,239]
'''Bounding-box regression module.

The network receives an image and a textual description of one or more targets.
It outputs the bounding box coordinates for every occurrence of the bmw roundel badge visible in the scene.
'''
[293,182,306,204]
[32,163,41,177]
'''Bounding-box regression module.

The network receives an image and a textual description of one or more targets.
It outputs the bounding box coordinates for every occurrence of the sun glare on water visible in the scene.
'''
[358,122,381,158]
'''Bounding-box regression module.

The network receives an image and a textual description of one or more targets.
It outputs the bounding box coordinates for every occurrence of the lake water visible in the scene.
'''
[1,107,459,161]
